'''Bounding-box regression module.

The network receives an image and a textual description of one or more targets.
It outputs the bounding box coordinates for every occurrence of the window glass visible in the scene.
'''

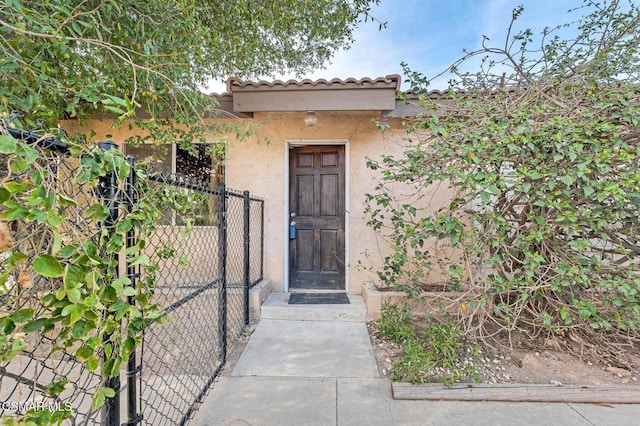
[123,143,225,226]
[123,144,172,175]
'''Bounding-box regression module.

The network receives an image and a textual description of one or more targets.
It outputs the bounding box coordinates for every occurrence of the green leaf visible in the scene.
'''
[76,345,94,361]
[0,135,17,153]
[86,356,100,371]
[109,300,129,314]
[102,357,121,378]
[45,379,68,397]
[1,318,16,334]
[86,203,108,221]
[102,105,126,115]
[17,143,39,162]
[480,191,491,205]
[58,194,78,207]
[4,181,28,194]
[122,337,136,356]
[32,255,64,277]
[55,287,66,301]
[9,158,29,174]
[125,238,146,254]
[121,287,136,296]
[52,230,62,256]
[0,187,10,203]
[486,185,500,195]
[129,254,150,266]
[64,264,85,288]
[101,94,128,107]
[85,270,100,290]
[6,0,24,14]
[2,206,28,221]
[561,175,575,186]
[58,246,78,259]
[23,318,48,333]
[61,304,84,323]
[61,304,77,317]
[11,308,34,323]
[67,287,82,303]
[4,252,28,267]
[92,387,116,410]
[72,320,87,338]
[583,186,595,197]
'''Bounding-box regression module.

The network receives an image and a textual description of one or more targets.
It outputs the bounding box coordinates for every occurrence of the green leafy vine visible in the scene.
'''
[0,129,168,422]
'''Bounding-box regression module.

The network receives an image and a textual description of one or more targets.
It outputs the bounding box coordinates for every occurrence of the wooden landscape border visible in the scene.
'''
[392,383,640,404]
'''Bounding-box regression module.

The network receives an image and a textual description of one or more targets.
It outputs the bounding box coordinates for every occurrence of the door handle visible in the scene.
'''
[289,221,296,239]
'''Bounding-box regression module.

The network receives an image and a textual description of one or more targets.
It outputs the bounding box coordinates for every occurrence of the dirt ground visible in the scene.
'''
[367,321,640,387]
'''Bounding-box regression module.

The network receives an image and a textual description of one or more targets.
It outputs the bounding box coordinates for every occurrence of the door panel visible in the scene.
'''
[296,230,314,271]
[297,175,314,216]
[289,145,345,289]
[320,230,338,271]
[320,175,338,216]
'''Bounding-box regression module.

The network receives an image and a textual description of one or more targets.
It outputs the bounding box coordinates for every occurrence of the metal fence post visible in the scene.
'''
[97,140,120,426]
[260,200,264,282]
[124,155,142,426]
[218,183,228,363]
[243,191,250,326]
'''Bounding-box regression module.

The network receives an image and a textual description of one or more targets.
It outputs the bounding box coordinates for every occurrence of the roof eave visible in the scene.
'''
[227,75,401,113]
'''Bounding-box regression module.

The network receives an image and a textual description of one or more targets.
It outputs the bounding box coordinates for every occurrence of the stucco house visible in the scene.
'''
[65,75,452,303]
[219,75,452,297]
[226,75,406,296]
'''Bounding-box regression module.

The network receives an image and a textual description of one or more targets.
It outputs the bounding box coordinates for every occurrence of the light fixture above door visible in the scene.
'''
[304,111,317,126]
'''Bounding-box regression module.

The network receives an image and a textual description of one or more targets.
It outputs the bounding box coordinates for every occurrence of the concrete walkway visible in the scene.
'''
[192,293,640,426]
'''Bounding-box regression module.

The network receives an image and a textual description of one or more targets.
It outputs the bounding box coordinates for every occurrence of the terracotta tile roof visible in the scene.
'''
[226,75,402,93]
[404,89,462,101]
[407,88,525,100]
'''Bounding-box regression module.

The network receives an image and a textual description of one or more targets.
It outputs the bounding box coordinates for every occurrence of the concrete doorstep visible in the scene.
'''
[259,292,367,322]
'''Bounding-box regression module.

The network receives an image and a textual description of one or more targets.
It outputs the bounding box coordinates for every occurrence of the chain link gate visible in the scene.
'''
[130,175,263,426]
[0,123,264,425]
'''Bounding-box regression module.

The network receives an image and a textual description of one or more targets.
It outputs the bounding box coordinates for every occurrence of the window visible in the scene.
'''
[124,142,226,226]
[123,142,225,187]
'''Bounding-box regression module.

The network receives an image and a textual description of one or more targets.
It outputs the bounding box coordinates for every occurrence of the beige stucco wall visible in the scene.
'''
[225,111,456,294]
[62,112,459,295]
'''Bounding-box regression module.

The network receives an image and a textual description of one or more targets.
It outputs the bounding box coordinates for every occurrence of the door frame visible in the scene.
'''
[284,139,349,293]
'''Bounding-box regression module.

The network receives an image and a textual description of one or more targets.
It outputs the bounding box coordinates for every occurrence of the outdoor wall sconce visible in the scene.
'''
[304,111,317,126]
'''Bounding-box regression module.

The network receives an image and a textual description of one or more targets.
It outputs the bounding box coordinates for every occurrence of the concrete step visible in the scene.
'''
[260,292,367,322]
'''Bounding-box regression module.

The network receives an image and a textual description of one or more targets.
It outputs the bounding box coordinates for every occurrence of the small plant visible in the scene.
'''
[391,338,434,384]
[376,302,415,343]
[424,321,480,386]
[424,321,463,368]
[377,306,481,386]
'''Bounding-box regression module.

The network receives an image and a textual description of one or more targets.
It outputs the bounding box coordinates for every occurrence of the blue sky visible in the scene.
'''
[207,0,586,93]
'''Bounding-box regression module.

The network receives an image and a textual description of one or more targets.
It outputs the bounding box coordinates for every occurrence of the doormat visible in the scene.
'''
[288,293,350,305]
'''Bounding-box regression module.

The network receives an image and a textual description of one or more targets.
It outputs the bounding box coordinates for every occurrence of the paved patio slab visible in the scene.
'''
[231,319,379,378]
[336,378,606,426]
[192,376,336,426]
[193,376,640,426]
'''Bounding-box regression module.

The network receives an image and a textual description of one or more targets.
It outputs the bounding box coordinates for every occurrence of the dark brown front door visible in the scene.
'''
[289,145,345,289]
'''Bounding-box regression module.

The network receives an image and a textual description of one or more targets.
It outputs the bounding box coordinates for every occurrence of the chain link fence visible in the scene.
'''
[1,124,264,425]
[137,177,263,425]
[0,139,107,423]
